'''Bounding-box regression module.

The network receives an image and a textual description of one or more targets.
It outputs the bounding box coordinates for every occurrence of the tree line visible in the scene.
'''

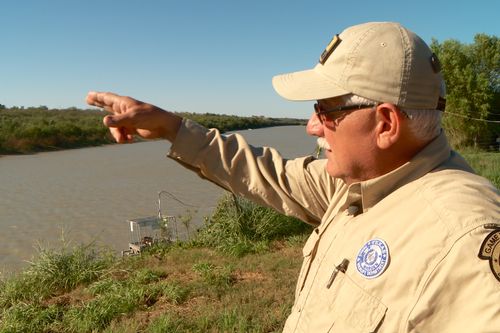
[0,107,305,154]
[431,33,499,150]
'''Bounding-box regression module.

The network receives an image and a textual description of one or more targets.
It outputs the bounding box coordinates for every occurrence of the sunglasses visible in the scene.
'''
[314,103,377,124]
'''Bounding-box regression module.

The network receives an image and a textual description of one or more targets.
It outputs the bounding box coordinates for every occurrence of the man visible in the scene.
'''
[87,22,499,332]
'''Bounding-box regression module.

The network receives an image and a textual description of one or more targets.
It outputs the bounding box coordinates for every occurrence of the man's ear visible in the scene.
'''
[374,103,403,149]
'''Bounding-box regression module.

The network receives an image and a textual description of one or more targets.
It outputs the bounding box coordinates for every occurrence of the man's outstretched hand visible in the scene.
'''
[86,91,182,143]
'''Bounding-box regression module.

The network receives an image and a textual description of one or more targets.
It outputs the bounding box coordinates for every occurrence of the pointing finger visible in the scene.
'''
[86,91,105,107]
[86,91,125,113]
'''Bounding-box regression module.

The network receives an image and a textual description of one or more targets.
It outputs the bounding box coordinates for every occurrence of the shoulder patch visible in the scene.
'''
[478,228,500,282]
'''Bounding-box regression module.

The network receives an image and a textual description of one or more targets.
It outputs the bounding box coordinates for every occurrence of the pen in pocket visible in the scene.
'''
[326,258,349,289]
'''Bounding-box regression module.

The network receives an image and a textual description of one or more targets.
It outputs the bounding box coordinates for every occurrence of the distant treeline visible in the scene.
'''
[178,111,305,133]
[431,34,499,150]
[0,106,306,155]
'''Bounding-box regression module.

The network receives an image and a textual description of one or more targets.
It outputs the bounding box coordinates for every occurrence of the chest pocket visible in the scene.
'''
[323,272,387,333]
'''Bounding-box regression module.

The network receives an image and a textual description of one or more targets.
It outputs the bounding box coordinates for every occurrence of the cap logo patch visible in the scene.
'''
[356,238,390,279]
[478,226,500,282]
[319,34,341,65]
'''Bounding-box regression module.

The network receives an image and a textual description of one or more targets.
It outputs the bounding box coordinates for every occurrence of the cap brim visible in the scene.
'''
[272,66,350,101]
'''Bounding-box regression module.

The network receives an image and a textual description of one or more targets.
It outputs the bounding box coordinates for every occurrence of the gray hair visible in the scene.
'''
[340,94,442,142]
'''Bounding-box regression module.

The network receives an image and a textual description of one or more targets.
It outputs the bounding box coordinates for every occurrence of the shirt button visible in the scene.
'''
[347,205,360,215]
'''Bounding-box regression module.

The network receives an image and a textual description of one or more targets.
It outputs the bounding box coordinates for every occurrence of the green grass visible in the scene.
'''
[460,149,500,188]
[0,243,114,308]
[0,244,303,333]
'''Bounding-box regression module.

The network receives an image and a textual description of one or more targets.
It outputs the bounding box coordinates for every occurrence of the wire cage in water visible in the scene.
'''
[122,191,179,256]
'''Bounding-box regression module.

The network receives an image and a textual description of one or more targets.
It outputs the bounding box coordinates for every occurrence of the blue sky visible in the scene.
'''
[1,0,498,118]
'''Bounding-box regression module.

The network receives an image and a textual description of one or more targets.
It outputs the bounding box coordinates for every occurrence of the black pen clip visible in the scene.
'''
[326,258,349,289]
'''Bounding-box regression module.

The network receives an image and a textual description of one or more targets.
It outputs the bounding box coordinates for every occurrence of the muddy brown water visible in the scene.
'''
[0,126,317,274]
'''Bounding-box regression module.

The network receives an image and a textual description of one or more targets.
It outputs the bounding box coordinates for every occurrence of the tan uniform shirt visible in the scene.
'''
[169,119,500,333]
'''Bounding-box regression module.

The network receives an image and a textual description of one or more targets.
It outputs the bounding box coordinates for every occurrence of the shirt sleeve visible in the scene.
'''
[167,119,336,225]
[407,225,500,333]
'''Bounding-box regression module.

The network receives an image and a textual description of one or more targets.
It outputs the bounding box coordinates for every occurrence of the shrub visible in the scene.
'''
[193,193,312,256]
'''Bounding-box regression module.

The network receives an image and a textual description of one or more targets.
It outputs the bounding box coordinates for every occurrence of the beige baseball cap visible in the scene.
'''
[272,22,446,110]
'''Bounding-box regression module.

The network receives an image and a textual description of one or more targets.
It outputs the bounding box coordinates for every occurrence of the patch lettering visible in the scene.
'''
[478,229,500,282]
[356,238,390,279]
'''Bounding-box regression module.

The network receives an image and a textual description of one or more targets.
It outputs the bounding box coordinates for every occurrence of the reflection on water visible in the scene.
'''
[0,126,316,273]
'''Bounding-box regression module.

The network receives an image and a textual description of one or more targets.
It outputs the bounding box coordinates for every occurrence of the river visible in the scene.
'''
[0,126,316,274]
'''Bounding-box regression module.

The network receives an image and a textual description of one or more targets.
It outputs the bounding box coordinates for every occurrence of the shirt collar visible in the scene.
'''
[346,131,452,213]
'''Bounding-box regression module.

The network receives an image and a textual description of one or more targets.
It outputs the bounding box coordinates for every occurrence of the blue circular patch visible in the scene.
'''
[356,238,390,279]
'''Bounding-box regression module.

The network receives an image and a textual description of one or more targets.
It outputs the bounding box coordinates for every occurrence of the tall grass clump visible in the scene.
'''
[0,302,64,333]
[60,285,143,333]
[0,243,114,307]
[193,193,312,256]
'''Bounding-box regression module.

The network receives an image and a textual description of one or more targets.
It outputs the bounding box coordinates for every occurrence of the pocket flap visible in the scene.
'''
[331,274,388,332]
[302,229,319,257]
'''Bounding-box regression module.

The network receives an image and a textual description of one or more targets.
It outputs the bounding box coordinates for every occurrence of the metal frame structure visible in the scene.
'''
[122,191,178,256]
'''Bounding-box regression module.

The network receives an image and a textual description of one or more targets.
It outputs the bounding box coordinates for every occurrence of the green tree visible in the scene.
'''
[431,34,500,149]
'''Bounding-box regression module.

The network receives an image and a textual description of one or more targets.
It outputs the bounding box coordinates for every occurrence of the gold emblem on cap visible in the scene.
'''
[319,34,341,65]
[478,227,500,282]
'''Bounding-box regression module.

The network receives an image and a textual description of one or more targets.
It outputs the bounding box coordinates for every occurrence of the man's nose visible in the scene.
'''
[306,112,324,137]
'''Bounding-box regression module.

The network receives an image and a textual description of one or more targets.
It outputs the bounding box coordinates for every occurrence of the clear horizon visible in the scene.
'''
[2,0,499,118]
